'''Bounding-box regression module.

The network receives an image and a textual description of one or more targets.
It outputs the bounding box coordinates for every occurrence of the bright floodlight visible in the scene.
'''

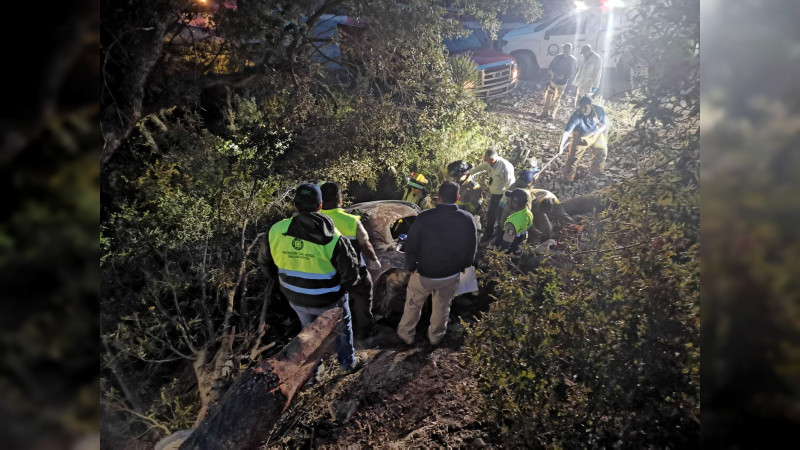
[608,0,625,8]
[575,1,589,12]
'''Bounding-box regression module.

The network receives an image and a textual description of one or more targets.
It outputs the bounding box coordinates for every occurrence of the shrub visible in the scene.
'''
[465,149,699,447]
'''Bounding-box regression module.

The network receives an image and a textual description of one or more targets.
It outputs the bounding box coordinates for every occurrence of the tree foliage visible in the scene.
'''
[101,0,543,442]
[100,0,542,165]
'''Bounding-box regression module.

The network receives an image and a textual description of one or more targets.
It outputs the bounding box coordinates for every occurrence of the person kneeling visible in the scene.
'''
[495,188,533,254]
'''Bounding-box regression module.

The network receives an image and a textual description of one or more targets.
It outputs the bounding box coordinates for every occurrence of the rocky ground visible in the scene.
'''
[263,81,647,449]
[487,80,644,203]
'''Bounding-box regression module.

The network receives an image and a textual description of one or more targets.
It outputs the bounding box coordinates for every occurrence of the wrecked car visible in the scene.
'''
[344,200,421,324]
[344,191,609,324]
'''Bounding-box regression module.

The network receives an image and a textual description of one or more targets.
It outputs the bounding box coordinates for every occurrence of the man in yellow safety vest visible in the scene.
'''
[496,188,533,253]
[258,183,363,375]
[319,182,382,339]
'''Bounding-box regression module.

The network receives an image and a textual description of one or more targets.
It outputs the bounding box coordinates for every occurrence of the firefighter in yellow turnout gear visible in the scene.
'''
[402,172,433,210]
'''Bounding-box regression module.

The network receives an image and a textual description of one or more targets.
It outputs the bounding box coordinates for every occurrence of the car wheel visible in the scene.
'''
[511,51,539,81]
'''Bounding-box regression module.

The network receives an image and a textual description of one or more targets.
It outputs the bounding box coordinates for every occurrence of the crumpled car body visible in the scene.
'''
[345,200,420,323]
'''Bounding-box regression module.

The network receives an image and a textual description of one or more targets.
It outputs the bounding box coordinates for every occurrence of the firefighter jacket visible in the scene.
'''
[402,188,433,210]
[456,179,482,214]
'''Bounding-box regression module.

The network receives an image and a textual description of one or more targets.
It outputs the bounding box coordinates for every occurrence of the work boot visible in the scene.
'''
[342,356,364,374]
[590,166,605,176]
[304,362,324,387]
[537,111,549,119]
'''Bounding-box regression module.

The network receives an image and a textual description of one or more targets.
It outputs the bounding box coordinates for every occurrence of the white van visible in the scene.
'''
[500,5,637,92]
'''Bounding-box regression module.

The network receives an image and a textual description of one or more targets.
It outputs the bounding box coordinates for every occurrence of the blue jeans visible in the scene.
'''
[289,294,356,369]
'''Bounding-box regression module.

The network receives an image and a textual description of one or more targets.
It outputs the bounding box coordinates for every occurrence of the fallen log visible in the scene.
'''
[560,186,612,217]
[179,307,343,450]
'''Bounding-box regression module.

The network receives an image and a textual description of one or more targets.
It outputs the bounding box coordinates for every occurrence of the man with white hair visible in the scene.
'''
[471,149,516,241]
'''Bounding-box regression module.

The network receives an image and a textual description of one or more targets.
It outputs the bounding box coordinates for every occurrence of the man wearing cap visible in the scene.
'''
[447,160,482,217]
[497,169,573,243]
[574,44,603,107]
[496,188,534,253]
[258,183,363,374]
[319,182,381,339]
[540,43,578,119]
[471,149,516,242]
[402,172,433,210]
[560,96,609,182]
[397,181,477,346]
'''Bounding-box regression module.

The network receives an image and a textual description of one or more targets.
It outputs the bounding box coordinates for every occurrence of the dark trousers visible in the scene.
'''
[485,194,503,237]
[349,266,374,338]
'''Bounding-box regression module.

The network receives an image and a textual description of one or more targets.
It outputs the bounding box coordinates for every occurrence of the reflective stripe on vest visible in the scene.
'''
[320,208,360,240]
[269,217,342,296]
[505,208,534,236]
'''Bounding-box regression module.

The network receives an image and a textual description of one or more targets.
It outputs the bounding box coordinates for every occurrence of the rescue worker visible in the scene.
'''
[471,149,516,242]
[560,95,609,182]
[574,44,603,107]
[319,182,382,339]
[498,169,574,243]
[496,188,534,254]
[397,181,477,346]
[447,160,482,218]
[258,183,363,375]
[402,172,433,210]
[540,43,578,119]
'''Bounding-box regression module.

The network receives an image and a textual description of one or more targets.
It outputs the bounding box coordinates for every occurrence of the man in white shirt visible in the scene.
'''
[574,44,603,107]
[471,149,516,242]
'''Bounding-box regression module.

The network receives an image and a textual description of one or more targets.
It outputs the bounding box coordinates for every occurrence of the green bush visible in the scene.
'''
[465,151,699,447]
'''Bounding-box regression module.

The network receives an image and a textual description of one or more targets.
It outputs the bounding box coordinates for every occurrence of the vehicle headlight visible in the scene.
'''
[511,64,519,80]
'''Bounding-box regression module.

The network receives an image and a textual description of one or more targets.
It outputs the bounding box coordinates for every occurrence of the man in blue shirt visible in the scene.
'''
[559,96,609,181]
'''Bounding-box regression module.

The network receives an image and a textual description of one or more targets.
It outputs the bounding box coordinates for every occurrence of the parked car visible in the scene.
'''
[443,27,519,99]
[500,3,637,88]
[313,15,519,100]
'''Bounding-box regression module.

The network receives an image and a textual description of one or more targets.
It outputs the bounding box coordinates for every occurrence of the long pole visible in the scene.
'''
[533,140,569,181]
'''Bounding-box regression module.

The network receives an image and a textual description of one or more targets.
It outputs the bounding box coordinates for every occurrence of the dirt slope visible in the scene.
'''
[266,322,494,448]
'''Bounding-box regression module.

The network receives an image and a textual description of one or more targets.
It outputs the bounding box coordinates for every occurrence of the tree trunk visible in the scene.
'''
[561,188,611,217]
[180,307,343,450]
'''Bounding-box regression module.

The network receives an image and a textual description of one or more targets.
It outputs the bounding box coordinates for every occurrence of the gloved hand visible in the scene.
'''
[591,87,597,94]
[366,259,382,271]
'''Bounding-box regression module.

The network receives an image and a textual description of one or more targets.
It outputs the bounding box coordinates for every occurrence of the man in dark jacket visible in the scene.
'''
[258,183,362,372]
[540,43,578,119]
[396,181,478,346]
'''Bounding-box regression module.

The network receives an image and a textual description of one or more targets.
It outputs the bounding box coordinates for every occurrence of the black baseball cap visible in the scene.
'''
[294,183,322,207]
[505,188,530,203]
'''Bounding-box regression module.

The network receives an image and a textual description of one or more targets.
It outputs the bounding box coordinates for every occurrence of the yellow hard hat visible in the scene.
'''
[407,172,428,189]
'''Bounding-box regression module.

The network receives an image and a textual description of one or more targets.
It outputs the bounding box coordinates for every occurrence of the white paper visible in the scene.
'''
[455,266,479,296]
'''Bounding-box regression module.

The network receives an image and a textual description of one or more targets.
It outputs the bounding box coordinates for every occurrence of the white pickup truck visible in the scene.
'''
[500,6,640,94]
